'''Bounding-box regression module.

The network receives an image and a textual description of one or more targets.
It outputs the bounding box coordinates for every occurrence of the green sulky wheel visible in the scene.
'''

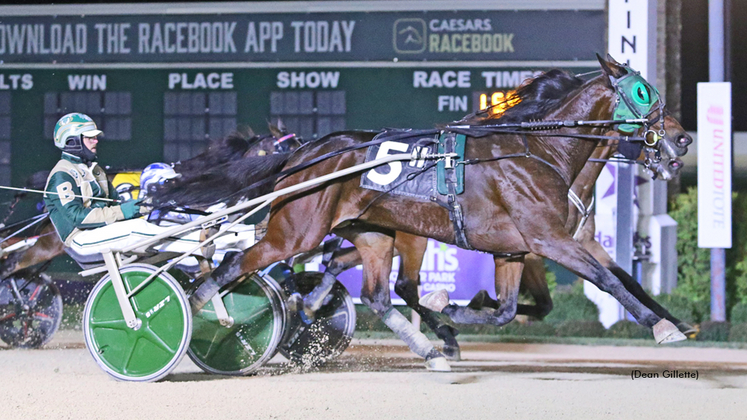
[187,271,287,376]
[83,264,192,382]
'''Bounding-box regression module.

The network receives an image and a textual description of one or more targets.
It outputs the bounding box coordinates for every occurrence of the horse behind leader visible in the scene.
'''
[186,55,691,371]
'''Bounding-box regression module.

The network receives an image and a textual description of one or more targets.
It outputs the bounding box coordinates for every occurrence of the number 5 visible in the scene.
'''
[366,141,409,186]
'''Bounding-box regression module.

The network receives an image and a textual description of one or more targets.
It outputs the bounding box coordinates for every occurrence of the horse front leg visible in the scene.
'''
[345,229,450,372]
[573,215,695,335]
[422,255,524,327]
[531,232,686,344]
[392,233,461,361]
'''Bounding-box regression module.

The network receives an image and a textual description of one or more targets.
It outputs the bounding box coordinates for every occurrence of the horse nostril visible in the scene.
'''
[677,135,692,147]
[669,159,683,170]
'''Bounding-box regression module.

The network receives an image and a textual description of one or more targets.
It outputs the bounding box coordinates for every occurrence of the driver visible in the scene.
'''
[43,113,142,251]
[43,113,252,258]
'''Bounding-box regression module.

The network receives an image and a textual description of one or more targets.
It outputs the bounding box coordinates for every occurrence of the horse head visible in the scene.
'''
[597,54,692,180]
[240,119,305,157]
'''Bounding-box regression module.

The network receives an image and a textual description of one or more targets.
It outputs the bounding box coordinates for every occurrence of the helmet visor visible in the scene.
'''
[81,128,103,138]
[79,121,103,138]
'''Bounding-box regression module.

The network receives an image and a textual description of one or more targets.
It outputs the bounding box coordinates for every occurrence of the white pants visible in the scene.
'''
[68,218,255,257]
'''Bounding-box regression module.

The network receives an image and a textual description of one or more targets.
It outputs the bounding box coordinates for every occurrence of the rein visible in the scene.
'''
[1,194,22,227]
[179,129,442,207]
[174,115,660,209]
[0,213,49,244]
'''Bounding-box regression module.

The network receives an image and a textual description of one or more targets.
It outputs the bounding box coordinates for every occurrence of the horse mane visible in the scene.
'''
[457,69,585,125]
[173,129,264,175]
[152,153,292,207]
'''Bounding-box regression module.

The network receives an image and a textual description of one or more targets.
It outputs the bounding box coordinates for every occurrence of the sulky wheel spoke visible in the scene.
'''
[0,312,17,322]
[33,312,54,325]
[198,325,225,360]
[26,285,42,304]
[121,336,141,375]
[89,318,129,331]
[141,325,177,354]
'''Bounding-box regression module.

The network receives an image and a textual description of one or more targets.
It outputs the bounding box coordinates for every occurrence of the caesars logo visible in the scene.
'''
[393,18,426,53]
[394,18,515,55]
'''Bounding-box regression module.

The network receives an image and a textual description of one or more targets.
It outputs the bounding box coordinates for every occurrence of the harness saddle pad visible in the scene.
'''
[359,130,465,200]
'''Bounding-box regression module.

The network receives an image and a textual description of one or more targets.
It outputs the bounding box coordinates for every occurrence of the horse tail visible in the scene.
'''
[153,153,291,208]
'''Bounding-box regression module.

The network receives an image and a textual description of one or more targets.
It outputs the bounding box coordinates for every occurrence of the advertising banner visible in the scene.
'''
[697,82,732,248]
[0,10,603,64]
[305,239,496,305]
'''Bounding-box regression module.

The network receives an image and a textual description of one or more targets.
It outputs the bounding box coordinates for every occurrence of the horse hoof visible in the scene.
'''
[654,319,688,344]
[443,344,461,361]
[677,322,699,338]
[425,356,451,372]
[467,290,490,310]
[419,289,450,312]
[286,293,303,312]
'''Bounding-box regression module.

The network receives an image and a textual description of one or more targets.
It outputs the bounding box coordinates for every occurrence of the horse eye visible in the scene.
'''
[636,86,650,104]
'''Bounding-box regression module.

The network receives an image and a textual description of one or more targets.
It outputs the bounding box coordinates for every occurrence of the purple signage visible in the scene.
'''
[306,238,496,305]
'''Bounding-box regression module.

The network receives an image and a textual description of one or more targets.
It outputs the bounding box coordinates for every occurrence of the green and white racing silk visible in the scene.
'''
[43,153,140,245]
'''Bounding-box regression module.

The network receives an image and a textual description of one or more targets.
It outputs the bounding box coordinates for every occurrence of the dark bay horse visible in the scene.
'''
[318,124,693,363]
[187,56,691,370]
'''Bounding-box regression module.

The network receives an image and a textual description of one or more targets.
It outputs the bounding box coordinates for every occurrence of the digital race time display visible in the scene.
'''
[471,90,516,115]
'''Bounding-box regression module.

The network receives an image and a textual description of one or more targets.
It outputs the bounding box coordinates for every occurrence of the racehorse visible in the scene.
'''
[185,56,691,370]
[286,121,693,363]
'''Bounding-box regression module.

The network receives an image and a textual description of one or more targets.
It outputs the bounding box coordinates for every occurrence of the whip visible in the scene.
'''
[0,185,122,203]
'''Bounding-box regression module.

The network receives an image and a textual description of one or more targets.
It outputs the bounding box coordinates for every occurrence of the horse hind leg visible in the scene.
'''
[343,228,450,372]
[190,193,336,312]
[296,245,349,319]
[422,255,525,327]
[393,233,461,361]
[465,254,553,320]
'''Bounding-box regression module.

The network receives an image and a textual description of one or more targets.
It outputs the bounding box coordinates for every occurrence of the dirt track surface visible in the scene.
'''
[3,331,747,420]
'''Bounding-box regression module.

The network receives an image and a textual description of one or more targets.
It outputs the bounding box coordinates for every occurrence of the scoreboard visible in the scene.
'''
[3,66,597,187]
[0,1,604,293]
[0,1,604,188]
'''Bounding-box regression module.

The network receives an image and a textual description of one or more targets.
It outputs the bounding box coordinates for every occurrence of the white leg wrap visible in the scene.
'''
[383,308,434,359]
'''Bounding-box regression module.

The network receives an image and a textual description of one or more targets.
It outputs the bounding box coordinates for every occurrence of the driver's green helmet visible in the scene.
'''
[53,113,103,149]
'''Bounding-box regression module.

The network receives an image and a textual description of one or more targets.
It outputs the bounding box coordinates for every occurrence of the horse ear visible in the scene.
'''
[597,53,627,79]
[267,119,282,137]
[276,118,287,133]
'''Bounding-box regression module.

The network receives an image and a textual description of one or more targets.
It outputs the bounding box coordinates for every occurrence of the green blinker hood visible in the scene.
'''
[611,69,661,134]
